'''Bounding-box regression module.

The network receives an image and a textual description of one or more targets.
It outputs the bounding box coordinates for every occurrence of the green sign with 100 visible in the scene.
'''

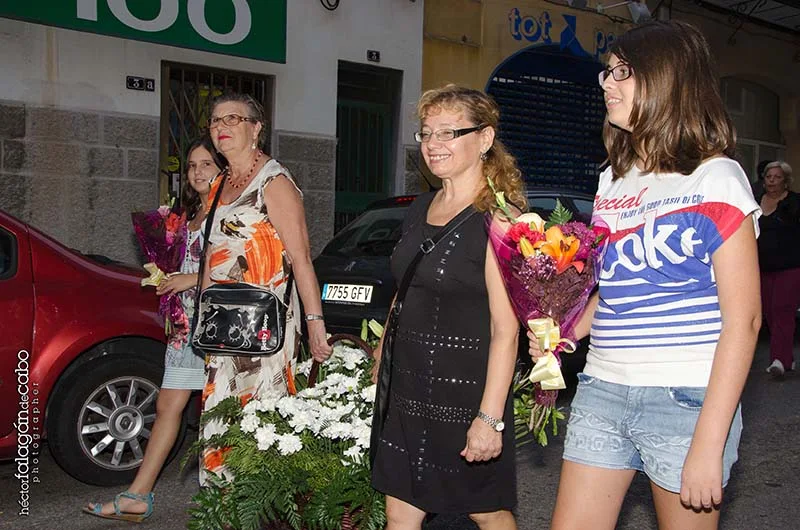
[0,0,286,63]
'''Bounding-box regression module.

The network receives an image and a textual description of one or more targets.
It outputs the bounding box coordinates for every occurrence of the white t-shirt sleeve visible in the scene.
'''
[697,158,761,256]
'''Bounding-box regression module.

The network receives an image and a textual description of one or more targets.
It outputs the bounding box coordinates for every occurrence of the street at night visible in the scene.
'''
[2,335,797,529]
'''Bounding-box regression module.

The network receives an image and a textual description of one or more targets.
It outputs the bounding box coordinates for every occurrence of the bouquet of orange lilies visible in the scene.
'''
[487,178,609,445]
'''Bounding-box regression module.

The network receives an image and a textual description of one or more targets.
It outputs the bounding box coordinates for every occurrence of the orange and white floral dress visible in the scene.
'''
[199,158,302,486]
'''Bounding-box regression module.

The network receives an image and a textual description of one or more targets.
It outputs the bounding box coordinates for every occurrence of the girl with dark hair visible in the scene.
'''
[84,135,222,522]
[528,21,761,529]
[181,135,225,223]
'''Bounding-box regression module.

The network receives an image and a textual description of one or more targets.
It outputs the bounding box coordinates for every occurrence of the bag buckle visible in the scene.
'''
[420,238,435,254]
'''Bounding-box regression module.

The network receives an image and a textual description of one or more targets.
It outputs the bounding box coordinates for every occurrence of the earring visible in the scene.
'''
[480,152,488,162]
[251,141,257,150]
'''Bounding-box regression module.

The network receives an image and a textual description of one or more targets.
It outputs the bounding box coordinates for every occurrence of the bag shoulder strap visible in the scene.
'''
[194,171,294,304]
[194,168,226,294]
[393,204,477,308]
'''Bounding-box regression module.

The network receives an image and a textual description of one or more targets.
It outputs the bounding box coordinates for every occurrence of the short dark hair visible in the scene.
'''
[604,21,736,179]
[210,91,268,150]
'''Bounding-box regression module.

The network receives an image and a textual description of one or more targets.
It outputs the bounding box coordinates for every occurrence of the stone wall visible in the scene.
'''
[0,109,407,263]
[0,101,159,264]
[273,131,336,256]
[404,144,433,194]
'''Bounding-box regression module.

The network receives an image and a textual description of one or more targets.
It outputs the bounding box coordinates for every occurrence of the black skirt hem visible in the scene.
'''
[372,480,516,515]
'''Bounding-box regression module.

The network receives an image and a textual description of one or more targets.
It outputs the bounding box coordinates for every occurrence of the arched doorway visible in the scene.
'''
[486,45,606,194]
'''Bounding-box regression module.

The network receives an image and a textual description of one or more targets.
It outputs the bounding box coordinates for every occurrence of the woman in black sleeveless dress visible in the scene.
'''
[371,85,525,529]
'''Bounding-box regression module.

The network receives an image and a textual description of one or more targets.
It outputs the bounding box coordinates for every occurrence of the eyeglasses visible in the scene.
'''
[414,124,487,143]
[598,63,633,87]
[207,114,258,128]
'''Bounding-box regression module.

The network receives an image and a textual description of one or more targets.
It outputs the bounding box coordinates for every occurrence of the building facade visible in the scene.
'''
[0,1,424,262]
[422,0,799,193]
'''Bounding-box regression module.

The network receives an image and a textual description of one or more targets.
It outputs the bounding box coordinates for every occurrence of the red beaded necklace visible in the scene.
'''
[225,151,262,190]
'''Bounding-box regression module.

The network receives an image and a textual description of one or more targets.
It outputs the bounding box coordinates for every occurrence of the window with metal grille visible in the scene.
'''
[487,46,606,195]
[160,62,273,202]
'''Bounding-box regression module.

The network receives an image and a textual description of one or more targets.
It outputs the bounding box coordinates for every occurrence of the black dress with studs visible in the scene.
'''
[371,192,516,514]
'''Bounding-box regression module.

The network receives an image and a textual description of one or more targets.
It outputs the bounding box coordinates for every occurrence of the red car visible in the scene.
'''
[0,210,187,486]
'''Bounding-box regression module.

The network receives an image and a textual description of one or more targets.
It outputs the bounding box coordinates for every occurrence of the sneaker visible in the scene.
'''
[767,359,785,377]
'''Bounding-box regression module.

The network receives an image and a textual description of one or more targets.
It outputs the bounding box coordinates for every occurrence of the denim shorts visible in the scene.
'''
[562,373,742,493]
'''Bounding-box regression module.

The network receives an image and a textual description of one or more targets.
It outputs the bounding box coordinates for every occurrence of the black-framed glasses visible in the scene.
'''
[207,114,258,128]
[598,63,633,86]
[414,124,488,143]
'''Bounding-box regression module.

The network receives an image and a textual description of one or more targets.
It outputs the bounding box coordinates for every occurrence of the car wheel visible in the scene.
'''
[46,354,188,486]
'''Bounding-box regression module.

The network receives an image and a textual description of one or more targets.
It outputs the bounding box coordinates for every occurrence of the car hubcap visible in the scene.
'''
[78,376,159,471]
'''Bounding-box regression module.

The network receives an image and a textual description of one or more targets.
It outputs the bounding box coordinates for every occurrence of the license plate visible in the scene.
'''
[322,283,374,304]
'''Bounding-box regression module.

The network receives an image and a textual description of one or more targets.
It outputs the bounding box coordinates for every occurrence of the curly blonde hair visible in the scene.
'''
[417,85,526,213]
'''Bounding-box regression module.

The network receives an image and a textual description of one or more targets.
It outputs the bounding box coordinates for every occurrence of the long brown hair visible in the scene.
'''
[417,85,526,213]
[604,21,736,179]
[182,134,225,220]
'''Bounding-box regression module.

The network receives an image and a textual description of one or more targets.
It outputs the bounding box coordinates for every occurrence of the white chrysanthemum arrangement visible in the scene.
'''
[237,347,375,461]
[188,340,385,530]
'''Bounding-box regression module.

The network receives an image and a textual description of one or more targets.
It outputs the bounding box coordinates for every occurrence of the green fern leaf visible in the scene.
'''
[546,199,573,228]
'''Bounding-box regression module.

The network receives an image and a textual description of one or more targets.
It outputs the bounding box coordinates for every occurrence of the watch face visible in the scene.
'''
[495,421,505,432]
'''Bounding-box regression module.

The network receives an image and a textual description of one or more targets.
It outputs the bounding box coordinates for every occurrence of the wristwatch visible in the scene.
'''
[476,411,505,432]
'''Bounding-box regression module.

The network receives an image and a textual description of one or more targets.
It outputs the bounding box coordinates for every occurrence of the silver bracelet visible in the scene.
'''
[305,314,325,321]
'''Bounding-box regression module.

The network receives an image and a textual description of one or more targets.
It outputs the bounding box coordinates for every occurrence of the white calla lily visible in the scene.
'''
[517,212,545,232]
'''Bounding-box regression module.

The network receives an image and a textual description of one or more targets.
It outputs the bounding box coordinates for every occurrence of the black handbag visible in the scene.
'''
[191,171,293,357]
[369,203,476,466]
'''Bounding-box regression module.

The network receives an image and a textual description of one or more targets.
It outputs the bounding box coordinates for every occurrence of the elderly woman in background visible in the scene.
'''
[370,85,522,530]
[757,161,800,377]
[199,92,332,484]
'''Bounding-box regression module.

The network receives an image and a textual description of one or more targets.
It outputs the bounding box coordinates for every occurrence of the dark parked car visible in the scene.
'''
[0,210,187,486]
[526,189,594,224]
[314,189,595,335]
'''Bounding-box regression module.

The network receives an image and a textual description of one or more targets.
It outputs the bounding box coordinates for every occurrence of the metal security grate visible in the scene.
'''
[487,48,607,194]
[335,99,391,230]
[160,63,272,202]
[334,61,401,233]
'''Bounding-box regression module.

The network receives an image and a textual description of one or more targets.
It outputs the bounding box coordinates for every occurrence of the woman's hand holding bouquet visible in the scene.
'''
[155,273,197,296]
[486,179,608,445]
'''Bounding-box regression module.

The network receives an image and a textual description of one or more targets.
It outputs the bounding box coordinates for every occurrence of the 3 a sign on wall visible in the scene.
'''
[0,0,286,63]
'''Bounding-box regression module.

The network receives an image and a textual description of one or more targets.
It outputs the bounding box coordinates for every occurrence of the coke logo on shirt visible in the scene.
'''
[599,211,709,280]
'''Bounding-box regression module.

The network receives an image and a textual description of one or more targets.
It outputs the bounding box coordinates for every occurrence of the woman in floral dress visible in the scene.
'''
[199,92,332,484]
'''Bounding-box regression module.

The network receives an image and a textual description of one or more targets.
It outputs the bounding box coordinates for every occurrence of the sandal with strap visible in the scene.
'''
[83,491,154,523]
